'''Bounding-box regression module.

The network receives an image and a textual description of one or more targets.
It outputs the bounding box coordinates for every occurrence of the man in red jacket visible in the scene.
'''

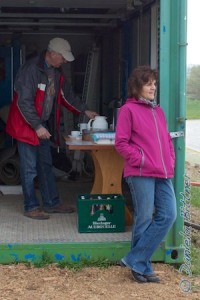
[6,37,98,220]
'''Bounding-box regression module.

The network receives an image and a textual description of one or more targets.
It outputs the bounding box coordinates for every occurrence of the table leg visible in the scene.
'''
[91,149,132,226]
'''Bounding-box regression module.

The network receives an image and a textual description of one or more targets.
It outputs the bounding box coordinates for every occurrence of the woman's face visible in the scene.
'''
[140,79,157,101]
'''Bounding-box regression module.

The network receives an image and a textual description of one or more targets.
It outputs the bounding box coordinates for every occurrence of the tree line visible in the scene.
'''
[187,65,200,100]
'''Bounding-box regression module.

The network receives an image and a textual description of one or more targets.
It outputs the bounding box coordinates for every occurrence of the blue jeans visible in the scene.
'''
[122,176,177,275]
[17,139,60,212]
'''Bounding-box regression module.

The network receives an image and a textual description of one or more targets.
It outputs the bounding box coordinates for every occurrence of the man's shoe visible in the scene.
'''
[44,203,76,214]
[24,209,50,220]
[144,274,161,283]
[131,270,147,283]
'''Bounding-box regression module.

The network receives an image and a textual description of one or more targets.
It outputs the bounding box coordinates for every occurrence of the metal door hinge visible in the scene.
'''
[170,131,184,138]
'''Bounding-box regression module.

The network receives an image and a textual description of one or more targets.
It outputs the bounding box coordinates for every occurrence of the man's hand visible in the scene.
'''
[85,110,99,119]
[36,126,51,139]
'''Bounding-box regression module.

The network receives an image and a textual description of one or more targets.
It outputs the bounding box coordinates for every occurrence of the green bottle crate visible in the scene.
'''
[77,194,125,233]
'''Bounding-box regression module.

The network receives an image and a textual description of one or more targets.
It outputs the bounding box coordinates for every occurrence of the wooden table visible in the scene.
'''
[65,139,132,225]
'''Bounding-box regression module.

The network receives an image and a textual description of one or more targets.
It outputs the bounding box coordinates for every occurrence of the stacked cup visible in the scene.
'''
[78,123,88,134]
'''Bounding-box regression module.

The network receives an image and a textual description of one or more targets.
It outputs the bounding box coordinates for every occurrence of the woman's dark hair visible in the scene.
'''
[127,65,158,98]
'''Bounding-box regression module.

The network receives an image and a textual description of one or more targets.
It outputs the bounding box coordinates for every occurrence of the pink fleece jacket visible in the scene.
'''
[115,98,175,178]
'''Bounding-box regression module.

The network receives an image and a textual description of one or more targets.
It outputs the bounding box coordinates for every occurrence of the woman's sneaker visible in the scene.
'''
[144,273,161,283]
[131,270,147,283]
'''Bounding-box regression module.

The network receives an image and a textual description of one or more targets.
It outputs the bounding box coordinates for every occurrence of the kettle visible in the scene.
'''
[87,116,108,131]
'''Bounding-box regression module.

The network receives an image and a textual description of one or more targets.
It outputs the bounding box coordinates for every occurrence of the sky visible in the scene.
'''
[187,0,200,65]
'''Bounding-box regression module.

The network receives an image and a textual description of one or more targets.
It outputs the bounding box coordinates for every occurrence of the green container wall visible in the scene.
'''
[159,0,187,263]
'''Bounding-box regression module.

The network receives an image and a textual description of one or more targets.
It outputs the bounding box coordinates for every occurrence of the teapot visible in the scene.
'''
[87,116,108,131]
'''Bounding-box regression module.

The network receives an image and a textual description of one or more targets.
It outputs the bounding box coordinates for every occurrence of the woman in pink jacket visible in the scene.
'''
[115,66,177,283]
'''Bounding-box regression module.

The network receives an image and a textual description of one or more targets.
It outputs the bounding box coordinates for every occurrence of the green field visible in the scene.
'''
[186,99,200,119]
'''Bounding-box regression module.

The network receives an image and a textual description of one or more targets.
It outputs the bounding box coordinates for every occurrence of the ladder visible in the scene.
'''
[82,44,100,115]
[72,45,100,175]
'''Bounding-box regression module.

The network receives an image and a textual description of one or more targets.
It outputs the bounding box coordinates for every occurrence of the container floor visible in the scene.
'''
[0,176,132,244]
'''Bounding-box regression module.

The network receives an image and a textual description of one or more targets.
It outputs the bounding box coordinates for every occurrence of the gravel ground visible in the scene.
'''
[0,263,199,300]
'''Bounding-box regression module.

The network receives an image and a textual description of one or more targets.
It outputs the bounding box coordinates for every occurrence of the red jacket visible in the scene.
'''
[6,54,84,146]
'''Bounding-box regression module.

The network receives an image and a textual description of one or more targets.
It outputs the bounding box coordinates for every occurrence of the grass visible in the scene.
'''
[191,186,200,208]
[186,98,200,119]
[191,232,200,276]
[191,244,200,276]
[24,252,114,270]
[190,185,200,276]
[186,98,200,275]
[25,251,53,268]
[57,257,114,271]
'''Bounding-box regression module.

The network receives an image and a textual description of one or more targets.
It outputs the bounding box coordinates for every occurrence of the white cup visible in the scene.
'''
[78,123,88,133]
[71,130,80,138]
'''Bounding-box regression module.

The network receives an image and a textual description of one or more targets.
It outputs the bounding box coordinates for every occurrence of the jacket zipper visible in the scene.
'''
[151,108,168,178]
[139,148,145,176]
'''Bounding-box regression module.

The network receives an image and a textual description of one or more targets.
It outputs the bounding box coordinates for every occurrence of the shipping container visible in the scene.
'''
[0,0,187,264]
